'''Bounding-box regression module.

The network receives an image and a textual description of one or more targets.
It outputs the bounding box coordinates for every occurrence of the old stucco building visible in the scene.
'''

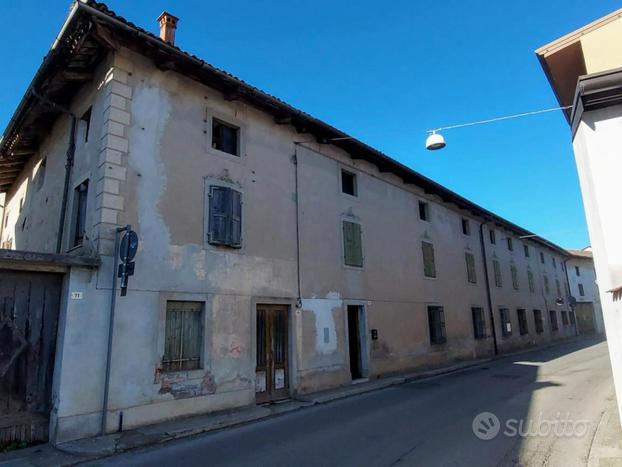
[566,248,605,335]
[537,6,622,424]
[1,1,577,444]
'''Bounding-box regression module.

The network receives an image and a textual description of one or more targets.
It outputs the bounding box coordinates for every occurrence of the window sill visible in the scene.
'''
[206,147,244,163]
[160,368,205,380]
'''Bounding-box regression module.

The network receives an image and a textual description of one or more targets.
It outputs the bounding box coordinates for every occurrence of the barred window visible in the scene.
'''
[472,307,486,340]
[534,309,544,334]
[162,301,203,372]
[500,308,512,337]
[517,309,528,335]
[549,310,558,332]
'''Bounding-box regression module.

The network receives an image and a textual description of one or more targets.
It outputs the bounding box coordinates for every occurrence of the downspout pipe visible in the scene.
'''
[563,257,579,336]
[479,221,498,356]
[56,116,77,253]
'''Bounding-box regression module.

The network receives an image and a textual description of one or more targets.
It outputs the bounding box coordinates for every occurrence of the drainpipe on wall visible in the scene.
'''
[292,144,302,308]
[56,116,77,253]
[479,221,498,356]
[30,89,77,254]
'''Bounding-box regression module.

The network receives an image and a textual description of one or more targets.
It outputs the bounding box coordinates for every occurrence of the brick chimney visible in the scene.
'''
[157,12,179,45]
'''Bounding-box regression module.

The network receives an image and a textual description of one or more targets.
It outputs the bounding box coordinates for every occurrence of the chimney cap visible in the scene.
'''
[157,11,179,24]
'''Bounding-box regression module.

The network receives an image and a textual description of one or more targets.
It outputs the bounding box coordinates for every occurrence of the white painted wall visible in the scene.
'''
[572,103,622,421]
[567,255,605,333]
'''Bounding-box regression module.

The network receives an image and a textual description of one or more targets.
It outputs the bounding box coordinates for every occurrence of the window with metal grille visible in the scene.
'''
[72,180,89,248]
[528,269,535,293]
[534,309,544,333]
[162,301,203,372]
[549,310,558,331]
[489,229,496,244]
[422,241,436,278]
[562,311,569,325]
[523,244,529,258]
[212,118,239,156]
[428,306,446,344]
[461,218,470,236]
[343,221,363,267]
[517,309,528,335]
[493,259,502,287]
[465,252,477,284]
[578,283,585,296]
[208,185,242,248]
[500,308,512,337]
[510,265,519,290]
[471,307,486,340]
[341,169,357,196]
[418,201,429,221]
[543,275,550,294]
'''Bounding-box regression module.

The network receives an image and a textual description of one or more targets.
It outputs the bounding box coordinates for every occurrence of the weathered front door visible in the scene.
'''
[255,305,289,403]
[0,270,62,443]
[575,302,596,334]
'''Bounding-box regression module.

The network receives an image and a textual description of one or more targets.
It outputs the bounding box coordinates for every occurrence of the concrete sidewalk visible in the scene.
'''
[0,357,490,467]
[588,397,622,466]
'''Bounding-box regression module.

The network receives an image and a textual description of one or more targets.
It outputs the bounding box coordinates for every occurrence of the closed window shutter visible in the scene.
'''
[511,265,519,290]
[229,189,242,247]
[465,253,476,283]
[422,242,436,278]
[493,260,502,287]
[209,186,230,245]
[528,270,535,292]
[343,221,363,267]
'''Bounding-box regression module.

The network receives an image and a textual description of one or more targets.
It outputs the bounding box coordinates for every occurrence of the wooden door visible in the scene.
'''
[0,270,62,444]
[575,302,596,334]
[256,305,289,403]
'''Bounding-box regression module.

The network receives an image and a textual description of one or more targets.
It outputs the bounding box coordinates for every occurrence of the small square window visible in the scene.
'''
[418,201,429,221]
[212,118,239,156]
[163,301,203,372]
[341,169,357,196]
[461,218,470,236]
[523,244,529,258]
[489,229,496,244]
[507,237,513,251]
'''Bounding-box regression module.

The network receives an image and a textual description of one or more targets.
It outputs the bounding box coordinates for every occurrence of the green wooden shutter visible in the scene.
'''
[422,242,436,278]
[493,260,502,287]
[343,221,363,267]
[465,253,476,283]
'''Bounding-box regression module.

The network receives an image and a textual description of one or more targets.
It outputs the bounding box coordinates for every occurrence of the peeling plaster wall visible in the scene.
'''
[3,45,577,442]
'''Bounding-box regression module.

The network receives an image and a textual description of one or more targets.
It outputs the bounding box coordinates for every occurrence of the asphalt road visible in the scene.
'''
[91,337,614,467]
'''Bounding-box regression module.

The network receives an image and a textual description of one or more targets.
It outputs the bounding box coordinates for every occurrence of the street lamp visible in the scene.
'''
[425,105,571,151]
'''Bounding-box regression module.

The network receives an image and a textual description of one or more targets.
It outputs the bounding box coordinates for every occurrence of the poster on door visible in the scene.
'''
[255,371,266,393]
[275,369,285,389]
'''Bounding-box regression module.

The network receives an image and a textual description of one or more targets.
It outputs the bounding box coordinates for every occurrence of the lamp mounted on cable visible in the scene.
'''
[425,105,572,151]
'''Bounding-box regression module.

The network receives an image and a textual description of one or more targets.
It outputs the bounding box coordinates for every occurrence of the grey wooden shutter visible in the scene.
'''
[465,253,476,283]
[528,270,535,292]
[343,221,363,267]
[511,265,519,290]
[229,189,242,248]
[493,260,502,287]
[209,186,230,245]
[422,242,436,278]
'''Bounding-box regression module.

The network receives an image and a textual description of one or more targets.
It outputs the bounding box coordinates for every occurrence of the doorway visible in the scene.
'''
[347,305,366,381]
[255,305,289,403]
[575,302,596,334]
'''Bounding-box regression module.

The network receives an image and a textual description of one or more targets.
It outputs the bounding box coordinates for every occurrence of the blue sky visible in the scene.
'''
[1,0,619,248]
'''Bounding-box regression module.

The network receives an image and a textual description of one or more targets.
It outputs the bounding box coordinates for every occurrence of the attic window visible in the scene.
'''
[212,119,239,156]
[341,169,357,196]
